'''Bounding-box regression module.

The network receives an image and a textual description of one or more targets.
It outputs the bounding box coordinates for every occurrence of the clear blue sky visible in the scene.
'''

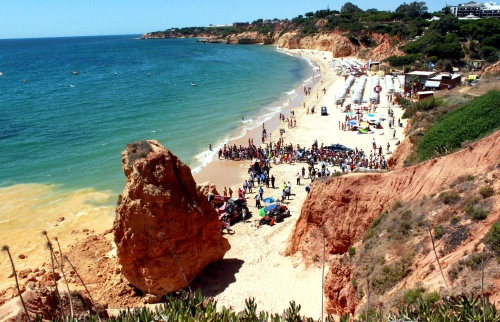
[1,0,450,39]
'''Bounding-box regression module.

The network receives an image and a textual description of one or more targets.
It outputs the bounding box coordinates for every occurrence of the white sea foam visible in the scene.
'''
[191,138,229,174]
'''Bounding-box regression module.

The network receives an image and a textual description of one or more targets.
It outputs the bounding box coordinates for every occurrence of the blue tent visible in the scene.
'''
[259,204,279,217]
[263,197,276,204]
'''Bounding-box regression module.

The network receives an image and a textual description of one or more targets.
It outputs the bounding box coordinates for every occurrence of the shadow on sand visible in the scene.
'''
[190,258,244,297]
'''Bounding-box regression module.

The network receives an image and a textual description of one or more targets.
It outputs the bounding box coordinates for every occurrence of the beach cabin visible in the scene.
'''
[385,75,395,94]
[370,76,380,104]
[352,75,367,104]
[426,72,462,90]
[335,74,355,105]
[404,71,436,94]
[417,91,434,100]
[471,60,486,70]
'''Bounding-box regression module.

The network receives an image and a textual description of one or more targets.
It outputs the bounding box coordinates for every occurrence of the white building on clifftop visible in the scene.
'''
[450,1,500,19]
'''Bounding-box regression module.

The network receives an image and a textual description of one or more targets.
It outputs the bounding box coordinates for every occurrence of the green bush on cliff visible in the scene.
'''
[417,90,500,161]
[488,219,500,254]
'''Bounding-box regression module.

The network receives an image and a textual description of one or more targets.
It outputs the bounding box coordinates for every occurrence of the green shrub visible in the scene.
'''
[395,293,500,321]
[439,191,460,204]
[351,278,358,289]
[471,207,488,220]
[464,252,486,270]
[372,255,413,294]
[370,216,382,229]
[404,287,425,304]
[392,199,403,210]
[434,225,445,239]
[479,185,494,198]
[417,90,500,161]
[403,97,444,119]
[488,219,500,254]
[348,246,356,257]
[423,291,440,304]
[464,196,480,215]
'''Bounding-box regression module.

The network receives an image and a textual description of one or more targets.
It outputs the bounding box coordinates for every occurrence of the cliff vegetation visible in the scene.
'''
[142,1,500,69]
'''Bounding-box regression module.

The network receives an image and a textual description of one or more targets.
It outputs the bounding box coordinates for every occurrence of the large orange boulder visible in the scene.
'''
[113,140,230,296]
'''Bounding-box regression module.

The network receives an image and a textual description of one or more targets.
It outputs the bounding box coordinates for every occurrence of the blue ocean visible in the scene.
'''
[0,35,312,272]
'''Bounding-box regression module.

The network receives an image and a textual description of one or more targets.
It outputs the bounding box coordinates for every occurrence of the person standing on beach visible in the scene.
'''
[259,186,264,200]
[271,175,275,188]
[223,187,227,197]
[229,187,233,197]
[255,194,261,208]
[296,172,301,185]
[242,207,247,223]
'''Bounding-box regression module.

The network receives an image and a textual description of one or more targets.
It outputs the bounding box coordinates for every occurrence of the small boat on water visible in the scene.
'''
[191,82,197,86]
[73,71,80,75]
[0,72,3,76]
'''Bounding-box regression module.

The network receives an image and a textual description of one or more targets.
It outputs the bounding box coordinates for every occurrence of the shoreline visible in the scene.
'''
[192,47,323,190]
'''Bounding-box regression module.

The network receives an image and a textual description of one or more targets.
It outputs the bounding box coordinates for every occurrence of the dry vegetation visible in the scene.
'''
[346,168,499,316]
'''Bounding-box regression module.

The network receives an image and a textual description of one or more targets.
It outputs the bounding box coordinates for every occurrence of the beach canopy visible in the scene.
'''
[263,197,276,204]
[348,120,357,125]
[259,204,279,217]
[367,113,375,117]
[360,122,370,127]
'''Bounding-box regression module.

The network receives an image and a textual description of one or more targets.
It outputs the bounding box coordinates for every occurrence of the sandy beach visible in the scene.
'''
[192,48,406,318]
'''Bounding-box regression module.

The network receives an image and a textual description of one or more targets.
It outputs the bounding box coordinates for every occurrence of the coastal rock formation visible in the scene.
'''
[226,31,272,44]
[323,259,358,315]
[113,140,230,296]
[141,27,403,62]
[285,131,500,314]
[0,288,59,321]
[367,33,405,62]
[277,31,358,57]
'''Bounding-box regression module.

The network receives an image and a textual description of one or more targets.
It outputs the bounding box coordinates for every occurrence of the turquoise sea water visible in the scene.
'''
[0,35,312,193]
[0,36,313,279]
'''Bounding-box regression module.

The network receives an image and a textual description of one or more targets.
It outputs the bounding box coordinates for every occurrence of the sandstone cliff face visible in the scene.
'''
[367,33,405,62]
[113,140,230,296]
[226,31,272,44]
[285,131,500,314]
[277,31,358,57]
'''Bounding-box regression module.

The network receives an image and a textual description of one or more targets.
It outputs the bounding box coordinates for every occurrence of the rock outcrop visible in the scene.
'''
[285,131,500,314]
[113,140,230,296]
[141,27,403,61]
[481,61,500,77]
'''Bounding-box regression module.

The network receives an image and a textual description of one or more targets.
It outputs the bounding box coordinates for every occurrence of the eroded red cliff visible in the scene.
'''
[285,131,500,314]
[113,140,230,296]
